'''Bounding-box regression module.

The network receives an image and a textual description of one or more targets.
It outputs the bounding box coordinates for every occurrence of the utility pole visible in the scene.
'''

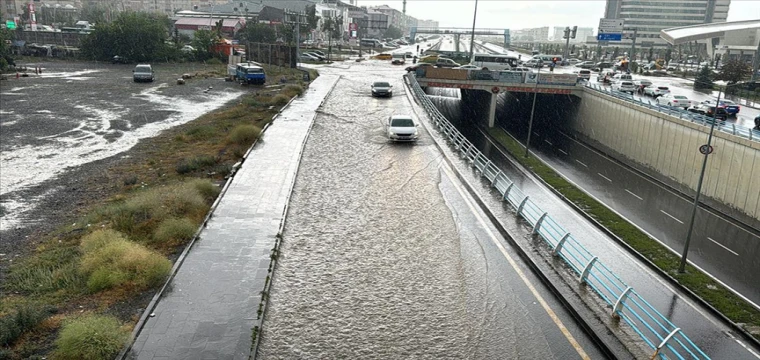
[629,28,638,66]
[469,0,479,62]
[562,26,576,62]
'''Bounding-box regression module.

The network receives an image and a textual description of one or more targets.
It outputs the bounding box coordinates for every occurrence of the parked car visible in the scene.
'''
[406,63,433,72]
[656,94,694,109]
[513,66,531,73]
[435,57,459,68]
[576,61,595,69]
[112,55,129,64]
[643,85,670,97]
[701,99,740,116]
[612,80,636,94]
[132,64,155,82]
[567,58,580,65]
[300,53,320,61]
[180,45,196,53]
[386,115,419,142]
[634,79,653,94]
[454,64,482,70]
[371,81,393,97]
[305,52,326,60]
[688,104,728,120]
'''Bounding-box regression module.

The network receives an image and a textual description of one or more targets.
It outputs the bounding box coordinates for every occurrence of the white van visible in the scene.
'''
[611,73,633,83]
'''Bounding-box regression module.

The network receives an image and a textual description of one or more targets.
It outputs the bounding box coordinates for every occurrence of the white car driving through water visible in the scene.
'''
[386,115,420,142]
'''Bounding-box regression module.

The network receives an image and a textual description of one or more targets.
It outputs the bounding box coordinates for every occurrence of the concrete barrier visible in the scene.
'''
[574,88,760,224]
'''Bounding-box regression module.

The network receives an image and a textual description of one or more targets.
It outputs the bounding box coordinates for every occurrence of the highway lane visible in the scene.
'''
[257,60,607,359]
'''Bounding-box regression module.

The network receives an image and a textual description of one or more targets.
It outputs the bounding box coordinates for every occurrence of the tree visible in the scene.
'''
[694,65,714,91]
[192,29,220,61]
[238,22,276,43]
[321,15,343,60]
[0,11,13,71]
[80,12,173,63]
[717,59,751,90]
[383,25,402,40]
[305,5,318,33]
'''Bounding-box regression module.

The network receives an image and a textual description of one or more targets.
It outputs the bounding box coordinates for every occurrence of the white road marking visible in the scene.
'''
[544,139,553,146]
[660,210,684,224]
[707,237,739,256]
[625,189,644,201]
[575,159,588,168]
[440,164,591,360]
[558,149,568,155]
[597,173,613,182]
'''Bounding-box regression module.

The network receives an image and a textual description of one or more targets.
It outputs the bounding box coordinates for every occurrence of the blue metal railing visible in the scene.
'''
[585,83,760,144]
[406,73,710,360]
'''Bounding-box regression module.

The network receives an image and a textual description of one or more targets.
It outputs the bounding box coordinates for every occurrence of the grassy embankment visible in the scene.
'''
[0,64,316,359]
[486,127,760,341]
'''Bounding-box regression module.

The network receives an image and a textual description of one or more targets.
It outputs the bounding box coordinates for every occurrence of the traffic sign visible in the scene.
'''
[699,145,713,155]
[5,20,15,30]
[598,18,624,33]
[597,33,622,41]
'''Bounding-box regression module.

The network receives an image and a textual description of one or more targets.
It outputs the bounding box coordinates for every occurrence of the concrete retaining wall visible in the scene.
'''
[573,88,760,224]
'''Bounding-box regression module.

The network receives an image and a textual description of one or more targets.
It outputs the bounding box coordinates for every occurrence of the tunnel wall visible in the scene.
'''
[571,88,760,224]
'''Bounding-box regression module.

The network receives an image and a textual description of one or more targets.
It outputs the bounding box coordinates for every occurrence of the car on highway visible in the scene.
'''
[524,59,543,68]
[371,81,393,97]
[454,64,482,70]
[593,62,614,71]
[132,64,155,82]
[386,115,419,142]
[597,71,616,84]
[634,79,653,94]
[612,80,636,94]
[688,104,728,120]
[391,54,406,65]
[656,94,694,109]
[643,85,670,97]
[376,53,393,60]
[576,61,595,69]
[513,66,531,73]
[576,69,591,81]
[435,58,459,68]
[611,73,633,83]
[701,99,741,116]
[406,62,433,72]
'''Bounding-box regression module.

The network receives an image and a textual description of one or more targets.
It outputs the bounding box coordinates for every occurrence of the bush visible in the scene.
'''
[153,217,197,246]
[269,94,291,106]
[101,191,168,235]
[0,305,53,346]
[162,183,209,219]
[205,58,223,65]
[7,246,85,294]
[79,229,171,292]
[228,124,261,146]
[243,97,265,108]
[54,314,129,360]
[283,84,304,97]
[188,178,220,202]
[185,125,218,141]
[175,155,218,174]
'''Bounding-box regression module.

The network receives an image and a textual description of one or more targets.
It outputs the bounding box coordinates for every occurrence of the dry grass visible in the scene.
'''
[53,314,129,360]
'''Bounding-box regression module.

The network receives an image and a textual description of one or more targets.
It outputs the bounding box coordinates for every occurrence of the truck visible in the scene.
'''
[233,63,266,85]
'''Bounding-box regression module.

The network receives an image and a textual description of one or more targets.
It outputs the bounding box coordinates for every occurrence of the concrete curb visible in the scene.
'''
[249,74,342,359]
[402,76,625,359]
[482,126,760,350]
[117,85,312,360]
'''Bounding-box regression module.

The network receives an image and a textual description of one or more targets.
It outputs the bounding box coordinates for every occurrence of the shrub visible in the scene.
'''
[162,184,209,219]
[153,217,197,246]
[269,94,291,106]
[79,229,171,292]
[123,175,138,186]
[0,304,54,346]
[205,58,223,65]
[100,191,168,235]
[283,84,304,97]
[185,125,218,141]
[228,124,261,146]
[54,314,128,360]
[243,97,265,108]
[175,155,218,174]
[7,246,85,293]
[188,178,221,202]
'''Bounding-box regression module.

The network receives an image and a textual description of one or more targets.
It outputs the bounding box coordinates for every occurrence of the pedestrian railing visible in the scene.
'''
[406,73,710,360]
[585,83,760,144]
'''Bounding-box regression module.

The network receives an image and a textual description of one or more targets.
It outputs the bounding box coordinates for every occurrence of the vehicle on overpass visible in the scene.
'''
[688,104,728,120]
[471,53,519,71]
[612,80,636,94]
[644,85,671,97]
[406,63,433,72]
[454,64,482,70]
[656,94,695,109]
[701,98,741,116]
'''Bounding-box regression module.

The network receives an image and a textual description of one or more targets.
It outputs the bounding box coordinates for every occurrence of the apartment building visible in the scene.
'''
[603,0,730,41]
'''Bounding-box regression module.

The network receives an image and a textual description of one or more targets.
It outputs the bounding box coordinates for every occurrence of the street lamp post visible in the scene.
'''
[525,63,541,158]
[678,84,729,273]
[469,0,478,62]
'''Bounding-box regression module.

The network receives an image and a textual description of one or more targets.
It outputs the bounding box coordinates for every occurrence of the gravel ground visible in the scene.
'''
[0,60,245,278]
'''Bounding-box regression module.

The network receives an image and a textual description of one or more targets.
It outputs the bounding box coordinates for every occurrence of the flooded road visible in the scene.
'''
[257,61,606,359]
[0,62,243,231]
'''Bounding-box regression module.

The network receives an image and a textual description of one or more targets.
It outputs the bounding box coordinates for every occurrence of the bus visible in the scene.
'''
[471,54,519,71]
[360,38,382,48]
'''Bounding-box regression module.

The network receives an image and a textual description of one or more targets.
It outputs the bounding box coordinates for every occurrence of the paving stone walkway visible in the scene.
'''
[127,74,340,360]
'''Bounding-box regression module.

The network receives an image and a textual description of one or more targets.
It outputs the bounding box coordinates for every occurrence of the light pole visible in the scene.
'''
[525,63,542,158]
[678,83,733,273]
[469,0,478,62]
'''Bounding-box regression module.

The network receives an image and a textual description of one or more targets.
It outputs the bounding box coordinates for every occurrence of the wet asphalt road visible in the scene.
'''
[257,60,606,359]
[0,61,243,233]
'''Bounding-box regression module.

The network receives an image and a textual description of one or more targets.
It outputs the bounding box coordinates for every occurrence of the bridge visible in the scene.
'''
[414,67,581,127]
[411,27,510,50]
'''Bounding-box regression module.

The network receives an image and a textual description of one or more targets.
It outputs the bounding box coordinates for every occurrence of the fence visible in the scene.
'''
[406,73,710,360]
[246,42,296,68]
[585,83,760,144]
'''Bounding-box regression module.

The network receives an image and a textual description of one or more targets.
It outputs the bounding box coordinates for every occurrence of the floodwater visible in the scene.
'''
[0,62,243,230]
[257,62,604,359]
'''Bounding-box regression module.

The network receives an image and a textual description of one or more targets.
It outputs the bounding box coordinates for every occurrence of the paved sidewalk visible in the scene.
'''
[127,74,339,360]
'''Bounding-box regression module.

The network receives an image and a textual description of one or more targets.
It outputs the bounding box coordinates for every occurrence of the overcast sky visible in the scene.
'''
[356,0,760,31]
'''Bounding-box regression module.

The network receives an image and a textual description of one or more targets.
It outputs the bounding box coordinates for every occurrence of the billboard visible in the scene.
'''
[498,71,523,83]
[537,73,577,86]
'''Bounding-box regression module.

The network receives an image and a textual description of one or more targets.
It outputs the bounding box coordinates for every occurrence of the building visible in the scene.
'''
[551,26,595,42]
[512,26,549,42]
[362,9,389,38]
[1,0,19,21]
[603,0,730,42]
[368,4,416,36]
[417,19,438,30]
[174,17,244,38]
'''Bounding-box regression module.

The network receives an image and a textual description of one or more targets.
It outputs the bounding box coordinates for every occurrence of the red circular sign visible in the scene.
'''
[699,144,713,155]
[492,86,500,94]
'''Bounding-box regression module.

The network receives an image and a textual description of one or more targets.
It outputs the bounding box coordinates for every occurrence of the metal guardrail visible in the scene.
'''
[585,83,760,144]
[406,73,711,360]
